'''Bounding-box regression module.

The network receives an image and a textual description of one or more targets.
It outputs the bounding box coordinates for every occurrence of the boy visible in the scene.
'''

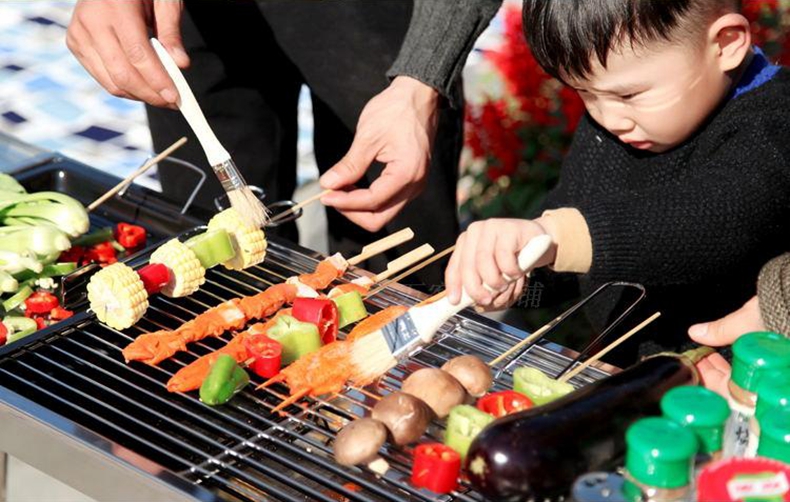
[446,0,790,361]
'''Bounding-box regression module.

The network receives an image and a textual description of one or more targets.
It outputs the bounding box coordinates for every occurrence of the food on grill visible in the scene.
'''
[183,229,235,269]
[411,443,461,494]
[512,366,574,406]
[475,390,533,418]
[207,208,268,270]
[114,222,147,250]
[295,253,348,290]
[441,355,492,398]
[465,349,710,501]
[149,239,206,298]
[87,262,149,330]
[333,418,388,466]
[332,290,368,329]
[401,368,467,419]
[243,336,282,378]
[444,404,495,460]
[199,353,250,406]
[371,392,432,446]
[292,297,339,345]
[266,314,322,365]
[327,279,371,300]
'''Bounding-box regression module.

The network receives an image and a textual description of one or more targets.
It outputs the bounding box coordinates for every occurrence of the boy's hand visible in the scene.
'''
[445,219,557,308]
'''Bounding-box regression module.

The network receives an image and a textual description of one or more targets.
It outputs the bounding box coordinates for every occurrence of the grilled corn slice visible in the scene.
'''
[150,239,206,297]
[88,263,148,330]
[208,208,267,270]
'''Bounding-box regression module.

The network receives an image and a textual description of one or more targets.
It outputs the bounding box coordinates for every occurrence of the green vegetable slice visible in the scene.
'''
[444,404,495,460]
[200,354,250,405]
[266,314,322,365]
[2,285,33,312]
[333,291,368,328]
[4,316,38,344]
[71,227,113,247]
[513,366,574,406]
[185,230,236,269]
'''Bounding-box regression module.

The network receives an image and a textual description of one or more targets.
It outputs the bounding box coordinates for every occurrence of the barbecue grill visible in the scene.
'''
[0,155,630,502]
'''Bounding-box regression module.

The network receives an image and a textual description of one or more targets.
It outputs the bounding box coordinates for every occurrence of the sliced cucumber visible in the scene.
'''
[333,291,368,328]
[4,316,38,344]
[185,230,236,269]
[2,285,32,312]
[513,366,574,406]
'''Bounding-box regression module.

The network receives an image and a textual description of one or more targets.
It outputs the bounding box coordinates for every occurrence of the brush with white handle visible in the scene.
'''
[150,38,268,228]
[350,234,553,383]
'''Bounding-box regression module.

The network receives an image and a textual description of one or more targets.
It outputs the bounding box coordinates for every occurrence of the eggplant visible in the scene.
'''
[465,348,712,501]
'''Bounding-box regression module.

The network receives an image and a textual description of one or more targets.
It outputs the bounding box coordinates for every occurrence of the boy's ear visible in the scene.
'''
[709,13,752,72]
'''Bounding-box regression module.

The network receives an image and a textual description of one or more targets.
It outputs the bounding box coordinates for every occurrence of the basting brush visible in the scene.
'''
[350,234,553,383]
[151,38,268,228]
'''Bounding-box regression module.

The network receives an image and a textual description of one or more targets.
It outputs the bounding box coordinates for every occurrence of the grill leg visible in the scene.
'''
[0,451,6,502]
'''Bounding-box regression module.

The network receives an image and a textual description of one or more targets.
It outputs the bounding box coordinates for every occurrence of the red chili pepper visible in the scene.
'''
[244,335,282,378]
[115,223,147,250]
[137,263,171,294]
[24,291,60,315]
[83,242,117,266]
[292,297,339,345]
[476,390,533,418]
[411,443,460,494]
[59,246,85,264]
[0,322,7,345]
[49,307,74,321]
[33,316,48,330]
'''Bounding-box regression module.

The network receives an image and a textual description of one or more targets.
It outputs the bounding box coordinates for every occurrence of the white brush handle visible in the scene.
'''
[409,234,553,342]
[150,38,230,166]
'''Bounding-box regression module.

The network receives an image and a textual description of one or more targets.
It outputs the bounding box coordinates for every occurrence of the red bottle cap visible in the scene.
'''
[697,457,790,501]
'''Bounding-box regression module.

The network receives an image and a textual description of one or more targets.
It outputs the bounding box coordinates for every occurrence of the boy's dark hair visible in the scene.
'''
[523,0,740,82]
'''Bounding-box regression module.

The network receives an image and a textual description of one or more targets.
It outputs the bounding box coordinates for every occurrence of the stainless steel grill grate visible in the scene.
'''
[0,237,621,502]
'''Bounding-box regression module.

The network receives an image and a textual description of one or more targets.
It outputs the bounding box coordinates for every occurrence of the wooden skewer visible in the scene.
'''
[558,312,661,383]
[347,228,415,266]
[255,374,285,391]
[88,137,188,212]
[271,388,311,414]
[372,244,434,283]
[488,318,559,367]
[269,188,332,225]
[365,245,455,299]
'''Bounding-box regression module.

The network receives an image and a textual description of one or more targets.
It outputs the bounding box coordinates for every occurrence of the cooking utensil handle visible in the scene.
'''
[150,38,230,166]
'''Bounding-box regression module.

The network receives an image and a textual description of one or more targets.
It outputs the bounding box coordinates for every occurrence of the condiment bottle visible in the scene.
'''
[723,332,790,458]
[660,385,730,468]
[757,407,790,464]
[747,369,790,457]
[697,457,790,501]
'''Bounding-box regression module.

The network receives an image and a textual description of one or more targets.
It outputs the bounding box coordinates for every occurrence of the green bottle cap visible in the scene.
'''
[755,369,790,420]
[660,386,730,454]
[731,332,790,392]
[625,417,697,489]
[757,407,790,463]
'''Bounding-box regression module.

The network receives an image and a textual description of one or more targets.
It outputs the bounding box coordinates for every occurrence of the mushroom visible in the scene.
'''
[441,355,493,397]
[401,368,466,418]
[334,418,388,466]
[372,392,433,446]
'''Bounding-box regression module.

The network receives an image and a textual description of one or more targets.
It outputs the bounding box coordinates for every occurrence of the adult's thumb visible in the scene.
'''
[688,298,762,347]
[320,138,377,190]
[154,0,189,68]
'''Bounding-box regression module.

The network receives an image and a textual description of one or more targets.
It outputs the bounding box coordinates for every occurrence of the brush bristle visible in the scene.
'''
[228,188,269,228]
[350,332,399,384]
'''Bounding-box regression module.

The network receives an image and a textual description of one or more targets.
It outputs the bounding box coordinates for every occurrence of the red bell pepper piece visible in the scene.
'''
[33,316,48,330]
[0,321,7,345]
[243,335,282,378]
[115,223,147,250]
[24,291,59,315]
[137,263,171,294]
[476,390,533,418]
[49,307,74,321]
[292,297,339,345]
[412,443,460,494]
[83,242,117,266]
[59,245,85,264]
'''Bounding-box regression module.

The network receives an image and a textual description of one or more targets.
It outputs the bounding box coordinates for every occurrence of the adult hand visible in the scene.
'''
[319,76,439,232]
[688,295,765,347]
[67,0,188,108]
[444,218,557,308]
[695,352,732,398]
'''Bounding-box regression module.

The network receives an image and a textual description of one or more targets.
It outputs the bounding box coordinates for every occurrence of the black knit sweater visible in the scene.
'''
[538,68,790,363]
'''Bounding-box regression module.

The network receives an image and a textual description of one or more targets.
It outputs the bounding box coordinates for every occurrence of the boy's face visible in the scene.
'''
[565,40,730,153]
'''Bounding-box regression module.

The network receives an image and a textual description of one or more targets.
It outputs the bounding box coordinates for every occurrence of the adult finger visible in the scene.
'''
[695,353,731,398]
[153,0,189,68]
[460,223,489,306]
[490,277,525,311]
[475,221,508,293]
[320,133,380,191]
[67,22,130,98]
[335,197,409,233]
[445,234,466,305]
[322,168,407,212]
[688,296,764,347]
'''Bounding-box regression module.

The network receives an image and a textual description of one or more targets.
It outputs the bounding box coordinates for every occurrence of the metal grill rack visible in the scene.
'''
[0,235,625,502]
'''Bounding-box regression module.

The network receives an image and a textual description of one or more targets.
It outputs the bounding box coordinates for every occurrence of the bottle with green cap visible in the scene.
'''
[746,368,790,457]
[757,407,790,463]
[723,332,790,458]
[660,385,730,467]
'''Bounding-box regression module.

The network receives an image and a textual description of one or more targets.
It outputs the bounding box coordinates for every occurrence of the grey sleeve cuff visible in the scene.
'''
[757,252,790,336]
[387,0,502,105]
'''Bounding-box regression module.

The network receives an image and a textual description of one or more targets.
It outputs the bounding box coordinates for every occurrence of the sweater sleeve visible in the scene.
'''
[757,253,790,336]
[386,0,502,103]
[574,121,790,286]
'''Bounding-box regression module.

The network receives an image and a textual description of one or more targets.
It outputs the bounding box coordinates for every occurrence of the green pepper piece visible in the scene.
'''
[184,230,236,269]
[444,404,495,460]
[4,316,38,344]
[200,354,250,406]
[2,285,32,313]
[513,366,574,406]
[332,291,368,328]
[71,227,114,247]
[266,314,322,365]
